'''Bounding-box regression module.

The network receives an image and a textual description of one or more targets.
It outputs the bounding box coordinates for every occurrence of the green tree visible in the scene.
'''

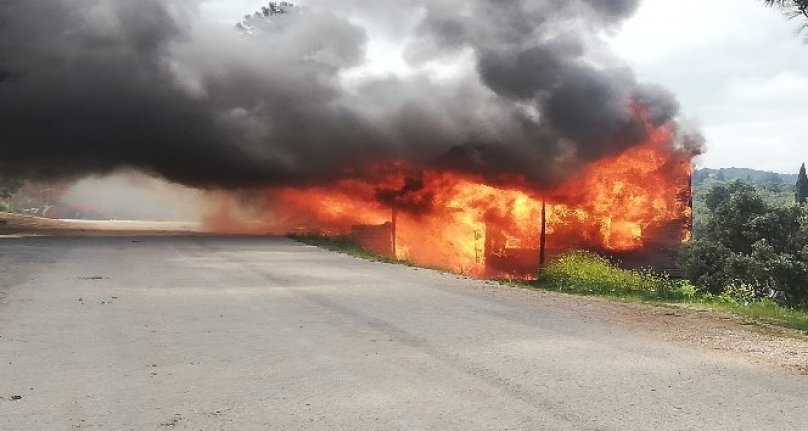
[692,169,708,185]
[797,163,808,204]
[681,181,808,308]
[764,172,784,185]
[764,0,808,40]
[236,2,296,33]
[764,0,808,17]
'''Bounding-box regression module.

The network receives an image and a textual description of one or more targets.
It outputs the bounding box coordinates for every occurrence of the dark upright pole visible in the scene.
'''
[391,206,398,259]
[687,170,694,240]
[539,199,547,270]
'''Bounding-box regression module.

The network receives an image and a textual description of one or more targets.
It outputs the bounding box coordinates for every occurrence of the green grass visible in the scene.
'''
[294,237,808,334]
[292,235,403,265]
[292,235,471,276]
[531,251,808,333]
[696,300,808,333]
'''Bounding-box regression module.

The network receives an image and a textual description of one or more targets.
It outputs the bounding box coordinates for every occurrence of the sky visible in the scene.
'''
[609,0,808,173]
[205,0,808,174]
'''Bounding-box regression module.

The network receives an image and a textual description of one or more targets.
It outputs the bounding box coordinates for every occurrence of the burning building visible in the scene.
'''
[220,115,695,279]
[1,0,702,278]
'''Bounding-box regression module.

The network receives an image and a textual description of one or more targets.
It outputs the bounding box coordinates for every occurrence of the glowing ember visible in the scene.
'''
[206,120,693,279]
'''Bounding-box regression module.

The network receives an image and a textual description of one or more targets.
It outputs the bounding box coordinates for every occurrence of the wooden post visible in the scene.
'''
[391,206,398,259]
[688,170,693,225]
[686,170,694,241]
[539,199,547,270]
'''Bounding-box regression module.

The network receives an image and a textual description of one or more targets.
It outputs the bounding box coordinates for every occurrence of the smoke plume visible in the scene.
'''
[0,0,702,189]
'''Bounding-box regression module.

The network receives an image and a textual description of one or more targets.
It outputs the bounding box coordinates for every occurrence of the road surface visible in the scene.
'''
[1,236,806,430]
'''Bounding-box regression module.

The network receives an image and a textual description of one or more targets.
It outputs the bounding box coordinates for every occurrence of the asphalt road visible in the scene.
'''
[1,236,806,430]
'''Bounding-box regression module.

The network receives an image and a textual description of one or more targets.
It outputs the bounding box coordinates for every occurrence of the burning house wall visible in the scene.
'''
[352,223,395,258]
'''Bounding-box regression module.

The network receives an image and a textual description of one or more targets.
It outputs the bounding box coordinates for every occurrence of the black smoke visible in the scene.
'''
[0,0,701,189]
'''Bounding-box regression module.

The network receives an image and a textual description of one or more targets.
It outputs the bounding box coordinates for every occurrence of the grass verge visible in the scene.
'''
[294,237,808,334]
[530,251,808,333]
[292,235,403,265]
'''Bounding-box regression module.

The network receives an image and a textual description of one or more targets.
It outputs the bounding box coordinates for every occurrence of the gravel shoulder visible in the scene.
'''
[518,290,808,375]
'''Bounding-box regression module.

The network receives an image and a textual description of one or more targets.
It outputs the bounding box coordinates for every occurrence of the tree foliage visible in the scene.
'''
[236,2,296,34]
[764,0,808,17]
[764,0,808,40]
[682,181,808,308]
[796,163,808,204]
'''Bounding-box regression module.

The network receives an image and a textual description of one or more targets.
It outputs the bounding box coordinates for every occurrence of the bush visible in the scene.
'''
[718,284,757,305]
[541,251,695,302]
[680,241,732,294]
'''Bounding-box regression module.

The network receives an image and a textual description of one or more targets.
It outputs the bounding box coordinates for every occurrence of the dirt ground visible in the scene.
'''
[535,292,808,375]
[0,212,201,237]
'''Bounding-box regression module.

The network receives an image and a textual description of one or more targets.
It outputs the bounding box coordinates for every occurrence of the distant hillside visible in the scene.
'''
[694,168,798,185]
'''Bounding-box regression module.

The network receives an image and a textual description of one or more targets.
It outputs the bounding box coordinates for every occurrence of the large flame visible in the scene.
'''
[206,120,693,278]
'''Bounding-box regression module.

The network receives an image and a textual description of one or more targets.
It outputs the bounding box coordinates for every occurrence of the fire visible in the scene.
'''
[206,121,693,279]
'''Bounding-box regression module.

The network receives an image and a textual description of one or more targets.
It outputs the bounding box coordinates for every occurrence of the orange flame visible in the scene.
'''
[206,120,693,279]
